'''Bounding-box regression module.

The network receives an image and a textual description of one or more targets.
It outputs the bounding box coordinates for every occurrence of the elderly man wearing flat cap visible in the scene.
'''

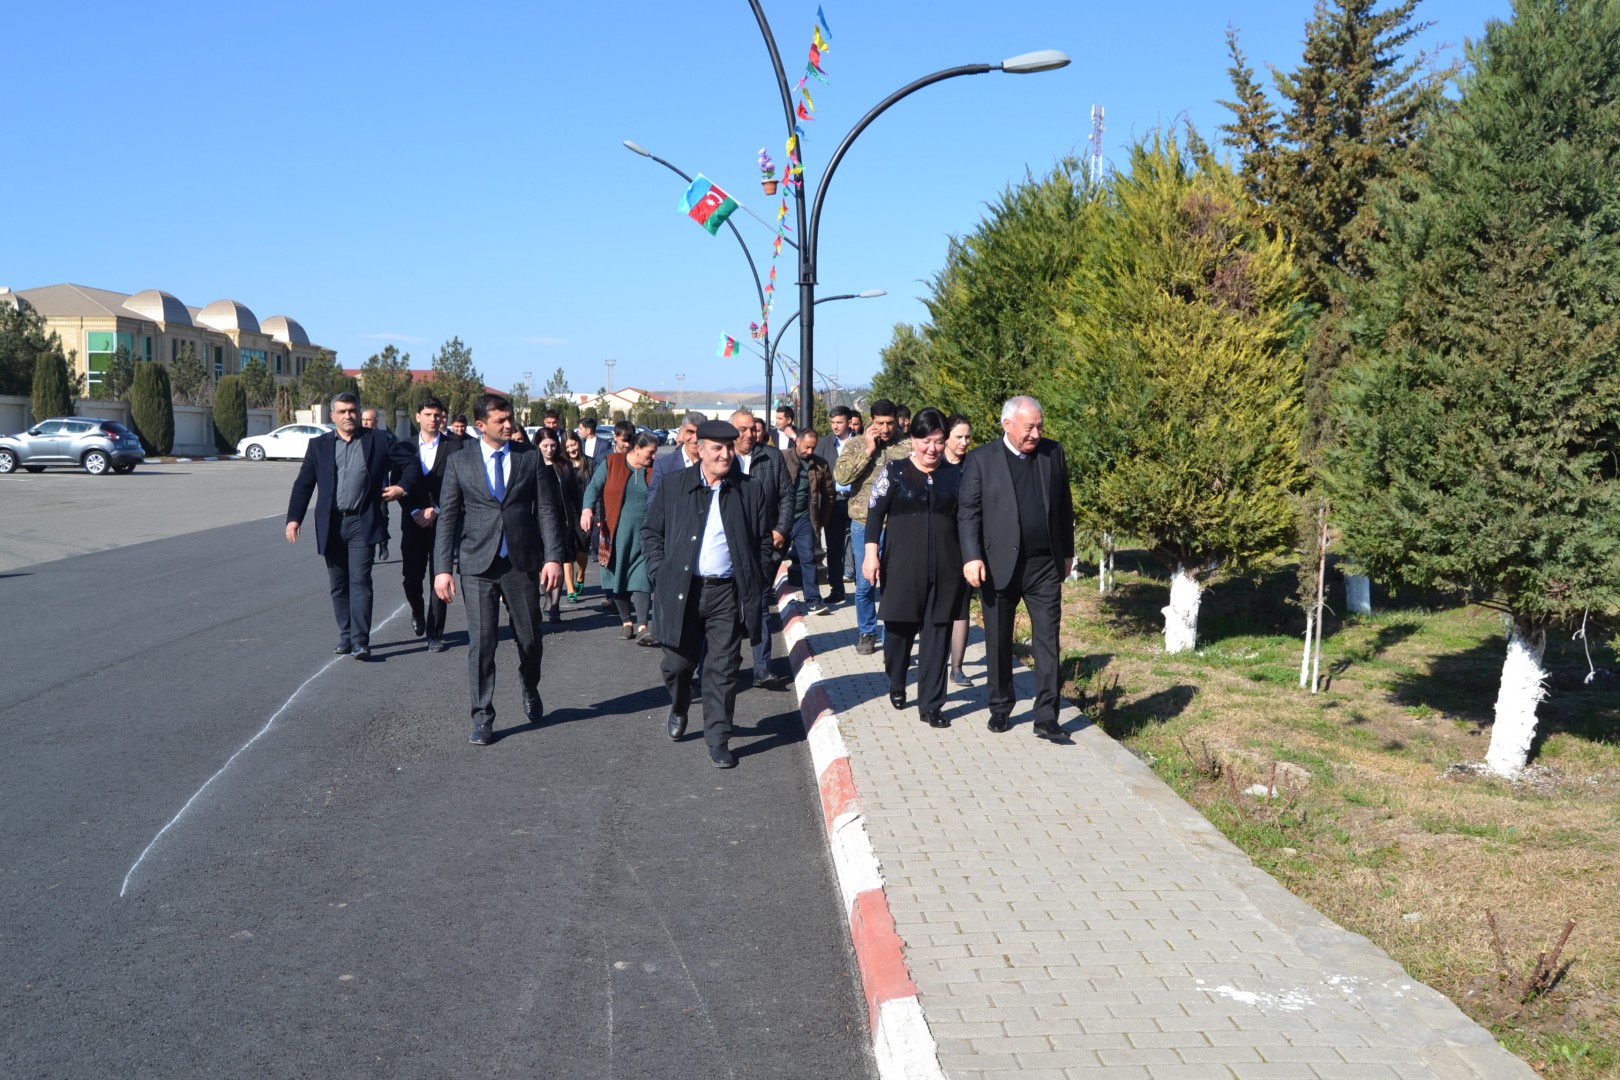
[641,418,776,768]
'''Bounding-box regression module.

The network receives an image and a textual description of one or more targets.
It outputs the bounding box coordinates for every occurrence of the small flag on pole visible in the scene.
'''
[679,175,740,236]
[717,333,741,358]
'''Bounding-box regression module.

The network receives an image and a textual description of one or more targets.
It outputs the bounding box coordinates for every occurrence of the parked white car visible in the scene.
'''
[237,423,333,461]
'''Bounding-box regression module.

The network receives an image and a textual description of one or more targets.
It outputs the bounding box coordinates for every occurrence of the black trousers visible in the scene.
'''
[461,554,542,730]
[824,496,850,598]
[662,577,744,749]
[980,552,1062,727]
[884,614,951,715]
[325,511,375,648]
[400,518,447,640]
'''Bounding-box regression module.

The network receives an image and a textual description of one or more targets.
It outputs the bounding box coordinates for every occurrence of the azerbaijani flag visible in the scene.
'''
[679,175,739,236]
[717,333,741,358]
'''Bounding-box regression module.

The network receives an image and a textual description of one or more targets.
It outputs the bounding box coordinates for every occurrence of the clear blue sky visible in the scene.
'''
[7,0,1507,399]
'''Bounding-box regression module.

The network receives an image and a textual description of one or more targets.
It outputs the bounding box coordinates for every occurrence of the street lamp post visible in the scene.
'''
[623,140,777,403]
[745,0,1068,417]
[768,289,885,413]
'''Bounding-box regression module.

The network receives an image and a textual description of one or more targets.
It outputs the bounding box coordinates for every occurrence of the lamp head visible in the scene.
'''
[622,140,651,156]
[858,289,887,298]
[999,50,1070,74]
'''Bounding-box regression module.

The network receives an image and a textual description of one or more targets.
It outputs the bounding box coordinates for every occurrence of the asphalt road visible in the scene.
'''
[0,463,873,1078]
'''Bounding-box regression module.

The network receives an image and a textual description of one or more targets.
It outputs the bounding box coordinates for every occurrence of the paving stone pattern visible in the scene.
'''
[796,600,1533,1080]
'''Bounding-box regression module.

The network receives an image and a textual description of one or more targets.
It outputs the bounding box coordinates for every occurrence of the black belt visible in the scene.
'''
[696,575,734,586]
[337,507,364,516]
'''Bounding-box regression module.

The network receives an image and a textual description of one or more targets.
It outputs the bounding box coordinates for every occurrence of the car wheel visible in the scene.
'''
[246,444,266,461]
[0,449,17,473]
[83,449,111,475]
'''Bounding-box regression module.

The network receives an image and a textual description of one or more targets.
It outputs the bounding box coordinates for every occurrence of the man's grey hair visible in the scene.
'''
[331,391,359,409]
[361,406,380,420]
[681,411,708,427]
[1000,395,1044,424]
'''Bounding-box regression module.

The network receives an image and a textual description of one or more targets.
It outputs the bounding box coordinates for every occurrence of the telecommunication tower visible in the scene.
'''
[1089,105,1105,191]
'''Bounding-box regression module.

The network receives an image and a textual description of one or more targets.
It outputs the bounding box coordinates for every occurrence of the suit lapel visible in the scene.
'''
[1035,442,1052,516]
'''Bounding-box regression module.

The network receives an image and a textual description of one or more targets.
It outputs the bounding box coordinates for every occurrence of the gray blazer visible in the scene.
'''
[434,440,567,576]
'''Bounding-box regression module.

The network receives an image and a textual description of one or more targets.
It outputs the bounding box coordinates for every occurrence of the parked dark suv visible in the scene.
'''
[0,417,146,475]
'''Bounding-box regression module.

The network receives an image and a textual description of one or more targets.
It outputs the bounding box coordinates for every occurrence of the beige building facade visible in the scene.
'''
[0,283,332,394]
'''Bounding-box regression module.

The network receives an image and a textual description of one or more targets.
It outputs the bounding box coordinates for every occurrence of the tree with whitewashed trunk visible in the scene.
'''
[1048,133,1307,654]
[1327,0,1620,777]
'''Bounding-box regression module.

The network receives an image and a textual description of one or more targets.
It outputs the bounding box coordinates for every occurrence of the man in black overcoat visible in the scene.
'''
[397,395,463,651]
[642,420,775,768]
[958,395,1076,739]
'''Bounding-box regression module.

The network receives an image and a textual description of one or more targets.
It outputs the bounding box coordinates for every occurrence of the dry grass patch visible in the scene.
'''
[1043,558,1620,1078]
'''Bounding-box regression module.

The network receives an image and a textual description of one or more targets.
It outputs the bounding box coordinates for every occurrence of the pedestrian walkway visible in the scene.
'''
[773,581,1534,1080]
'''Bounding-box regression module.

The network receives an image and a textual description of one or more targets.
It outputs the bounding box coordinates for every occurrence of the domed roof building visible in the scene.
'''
[261,315,310,346]
[123,289,192,327]
[196,299,261,335]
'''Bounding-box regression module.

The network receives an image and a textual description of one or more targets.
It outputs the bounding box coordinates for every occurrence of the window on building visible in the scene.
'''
[241,347,267,376]
[214,345,224,379]
[143,336,152,361]
[86,331,135,395]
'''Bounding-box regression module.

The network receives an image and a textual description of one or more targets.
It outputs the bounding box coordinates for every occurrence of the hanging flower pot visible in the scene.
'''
[762,179,779,195]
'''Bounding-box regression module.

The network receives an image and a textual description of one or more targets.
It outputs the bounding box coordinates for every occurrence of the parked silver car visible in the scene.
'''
[0,417,146,475]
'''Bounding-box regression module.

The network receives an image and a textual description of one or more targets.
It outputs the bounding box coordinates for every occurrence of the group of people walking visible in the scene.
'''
[285,389,1073,766]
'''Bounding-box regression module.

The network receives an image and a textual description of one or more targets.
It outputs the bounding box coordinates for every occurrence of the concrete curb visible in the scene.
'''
[772,572,946,1080]
[149,455,237,463]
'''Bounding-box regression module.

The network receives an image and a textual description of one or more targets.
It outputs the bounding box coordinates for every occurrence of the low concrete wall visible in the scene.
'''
[247,409,275,437]
[0,394,28,434]
[172,405,213,457]
[74,399,132,425]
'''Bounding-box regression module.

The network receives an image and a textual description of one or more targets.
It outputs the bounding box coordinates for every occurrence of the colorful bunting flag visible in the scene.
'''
[817,5,832,39]
[717,333,740,358]
[797,101,813,122]
[679,175,739,236]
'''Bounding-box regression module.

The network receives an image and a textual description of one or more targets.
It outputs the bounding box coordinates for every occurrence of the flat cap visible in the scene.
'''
[696,419,739,441]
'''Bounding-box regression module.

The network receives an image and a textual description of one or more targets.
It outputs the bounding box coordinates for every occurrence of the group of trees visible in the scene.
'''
[870,0,1619,776]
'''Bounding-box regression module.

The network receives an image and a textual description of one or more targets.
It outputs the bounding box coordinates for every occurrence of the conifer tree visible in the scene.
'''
[359,344,413,420]
[31,348,72,421]
[870,323,931,410]
[1328,0,1620,777]
[1049,134,1306,653]
[130,362,175,455]
[919,158,1094,433]
[213,375,248,451]
[239,356,276,409]
[169,343,210,405]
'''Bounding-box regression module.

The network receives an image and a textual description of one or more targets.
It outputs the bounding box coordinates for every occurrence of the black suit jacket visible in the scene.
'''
[434,440,567,576]
[399,432,464,518]
[957,437,1075,589]
[286,428,420,555]
[642,466,775,646]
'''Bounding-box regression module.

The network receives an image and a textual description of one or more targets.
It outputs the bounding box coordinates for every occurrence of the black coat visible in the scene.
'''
[958,437,1075,589]
[398,432,465,518]
[867,457,969,624]
[642,465,775,646]
[286,428,420,555]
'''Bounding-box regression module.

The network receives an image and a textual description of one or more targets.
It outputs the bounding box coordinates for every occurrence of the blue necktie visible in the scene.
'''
[491,449,508,557]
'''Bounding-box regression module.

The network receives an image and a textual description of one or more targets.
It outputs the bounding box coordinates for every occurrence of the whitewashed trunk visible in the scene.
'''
[1485,620,1548,777]
[1345,574,1372,615]
[1161,564,1201,654]
[1299,611,1314,688]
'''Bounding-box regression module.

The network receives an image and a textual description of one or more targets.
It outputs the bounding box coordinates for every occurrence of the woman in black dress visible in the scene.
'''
[540,429,580,620]
[862,407,968,729]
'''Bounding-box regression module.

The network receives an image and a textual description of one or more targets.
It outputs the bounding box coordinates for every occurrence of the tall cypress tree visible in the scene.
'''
[1049,134,1306,653]
[1327,0,1620,776]
[31,348,72,421]
[130,363,175,455]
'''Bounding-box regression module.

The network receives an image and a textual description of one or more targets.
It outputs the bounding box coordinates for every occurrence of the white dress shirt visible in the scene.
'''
[696,475,733,578]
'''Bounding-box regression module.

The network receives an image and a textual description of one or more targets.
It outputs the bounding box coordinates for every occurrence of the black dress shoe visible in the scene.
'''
[922,708,950,728]
[470,725,492,745]
[987,713,1012,734]
[411,616,425,637]
[1033,723,1071,743]
[889,690,907,710]
[352,648,372,662]
[667,711,687,740]
[523,691,543,723]
[709,743,737,769]
[333,642,352,655]
[426,637,445,653]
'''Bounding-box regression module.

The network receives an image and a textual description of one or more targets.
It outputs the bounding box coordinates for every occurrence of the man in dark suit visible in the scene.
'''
[958,395,1076,740]
[286,392,420,660]
[730,409,793,689]
[642,419,775,768]
[648,411,706,501]
[398,395,462,652]
[433,393,567,745]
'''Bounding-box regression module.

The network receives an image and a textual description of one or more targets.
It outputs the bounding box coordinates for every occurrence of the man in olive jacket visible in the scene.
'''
[642,420,776,768]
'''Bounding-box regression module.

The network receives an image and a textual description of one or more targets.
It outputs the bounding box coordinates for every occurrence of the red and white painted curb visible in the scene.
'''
[772,571,945,1080]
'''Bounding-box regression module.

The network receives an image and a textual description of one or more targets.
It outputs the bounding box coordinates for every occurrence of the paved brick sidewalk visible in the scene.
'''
[786,595,1533,1080]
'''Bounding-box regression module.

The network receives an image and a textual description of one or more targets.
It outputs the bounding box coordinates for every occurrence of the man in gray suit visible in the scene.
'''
[434,393,568,745]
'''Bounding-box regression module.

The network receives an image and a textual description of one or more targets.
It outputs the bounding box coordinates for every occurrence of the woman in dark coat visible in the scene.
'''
[862,407,968,728]
[538,429,577,622]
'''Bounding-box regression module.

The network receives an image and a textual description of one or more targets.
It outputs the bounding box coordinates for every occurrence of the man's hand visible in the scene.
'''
[865,436,882,459]
[434,572,456,603]
[862,551,881,588]
[963,559,987,588]
[285,521,300,544]
[580,509,594,532]
[771,529,786,550]
[539,561,562,592]
[413,507,437,528]
[381,484,405,502]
